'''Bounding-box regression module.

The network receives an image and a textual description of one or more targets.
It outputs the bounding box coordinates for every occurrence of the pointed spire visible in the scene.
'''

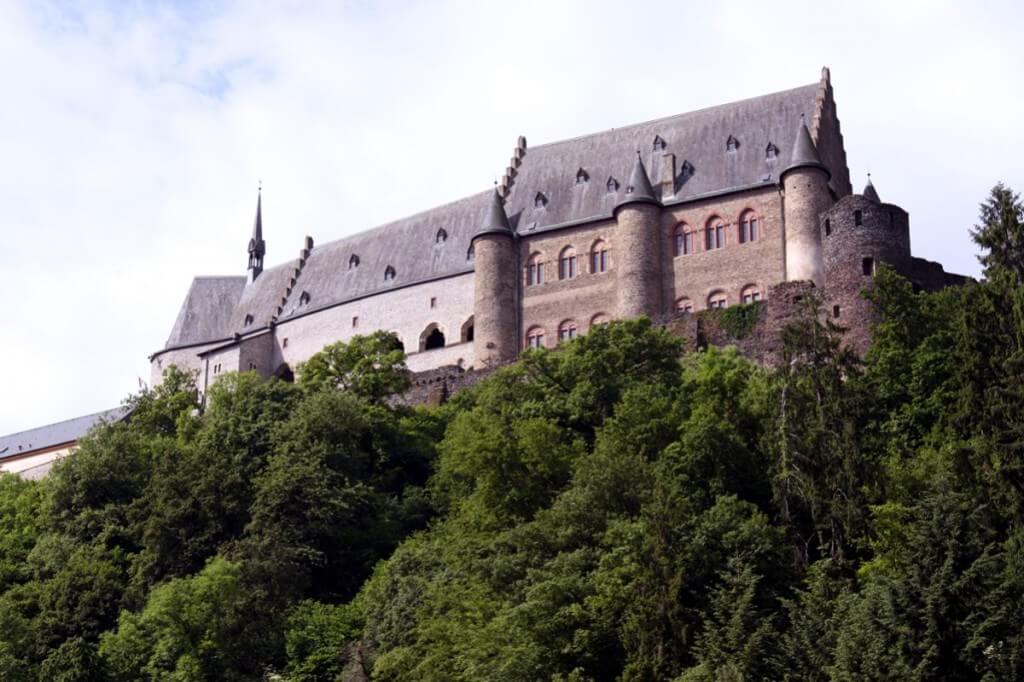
[862,173,880,202]
[615,151,659,211]
[782,116,830,180]
[472,188,514,242]
[247,184,266,280]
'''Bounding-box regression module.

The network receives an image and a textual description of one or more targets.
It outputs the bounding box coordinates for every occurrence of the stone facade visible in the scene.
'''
[150,69,964,392]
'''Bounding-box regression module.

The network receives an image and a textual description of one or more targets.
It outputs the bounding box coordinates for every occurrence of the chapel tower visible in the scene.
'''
[247,187,266,283]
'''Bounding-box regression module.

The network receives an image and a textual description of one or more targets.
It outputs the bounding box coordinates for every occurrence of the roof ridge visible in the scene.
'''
[526,81,819,153]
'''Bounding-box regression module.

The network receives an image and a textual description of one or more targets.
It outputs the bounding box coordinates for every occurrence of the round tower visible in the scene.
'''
[471,190,518,366]
[614,153,662,319]
[781,119,833,285]
[821,177,911,353]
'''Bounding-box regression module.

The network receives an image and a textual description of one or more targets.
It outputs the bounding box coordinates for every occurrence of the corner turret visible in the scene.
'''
[247,186,266,283]
[471,189,518,366]
[614,153,662,318]
[781,118,832,285]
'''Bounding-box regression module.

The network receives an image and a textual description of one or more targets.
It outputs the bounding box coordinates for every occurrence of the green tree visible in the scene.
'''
[298,331,410,402]
[970,182,1024,282]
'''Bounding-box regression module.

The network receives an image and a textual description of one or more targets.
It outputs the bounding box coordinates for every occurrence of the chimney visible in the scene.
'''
[660,153,676,199]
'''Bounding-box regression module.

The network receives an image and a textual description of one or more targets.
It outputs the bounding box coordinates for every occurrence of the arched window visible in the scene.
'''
[606,176,619,193]
[558,320,578,343]
[298,291,311,306]
[349,254,360,269]
[590,240,608,274]
[526,252,545,286]
[707,290,728,309]
[739,210,759,243]
[590,313,609,327]
[740,285,762,304]
[460,316,474,343]
[705,217,725,251]
[384,265,396,281]
[525,326,545,349]
[676,298,694,313]
[435,228,448,244]
[673,223,693,256]
[558,246,577,280]
[420,324,446,351]
[243,313,254,326]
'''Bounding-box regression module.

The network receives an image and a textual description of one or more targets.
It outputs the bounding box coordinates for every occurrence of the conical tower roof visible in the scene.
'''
[782,118,830,180]
[863,175,880,202]
[615,152,659,211]
[472,189,514,241]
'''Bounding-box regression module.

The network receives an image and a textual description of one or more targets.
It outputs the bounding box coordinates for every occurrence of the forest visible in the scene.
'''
[0,184,1022,681]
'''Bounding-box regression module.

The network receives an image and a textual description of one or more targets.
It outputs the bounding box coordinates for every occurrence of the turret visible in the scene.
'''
[821,175,911,354]
[781,118,831,285]
[471,189,518,366]
[614,153,662,318]
[247,186,266,283]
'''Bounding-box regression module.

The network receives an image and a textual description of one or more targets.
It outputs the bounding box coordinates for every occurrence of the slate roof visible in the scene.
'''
[0,406,130,461]
[160,79,830,353]
[165,276,246,348]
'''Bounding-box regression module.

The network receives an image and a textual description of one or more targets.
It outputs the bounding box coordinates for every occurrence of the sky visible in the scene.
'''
[0,0,1022,434]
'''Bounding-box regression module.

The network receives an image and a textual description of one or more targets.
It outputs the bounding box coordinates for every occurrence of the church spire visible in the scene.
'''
[247,184,266,282]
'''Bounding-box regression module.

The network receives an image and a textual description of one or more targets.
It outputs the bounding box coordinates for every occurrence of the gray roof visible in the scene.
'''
[863,176,880,202]
[0,406,130,461]
[615,153,659,210]
[472,189,514,241]
[160,79,833,352]
[783,118,829,178]
[165,276,246,348]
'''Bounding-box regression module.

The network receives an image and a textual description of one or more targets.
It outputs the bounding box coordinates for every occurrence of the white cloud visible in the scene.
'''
[0,0,1021,433]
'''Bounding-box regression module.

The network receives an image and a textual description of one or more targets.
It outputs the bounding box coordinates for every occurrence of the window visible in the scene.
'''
[726,135,739,152]
[653,134,667,151]
[282,338,289,348]
[676,298,694,313]
[591,240,608,273]
[705,218,725,250]
[825,219,832,236]
[833,305,841,318]
[526,253,545,286]
[740,285,762,304]
[421,325,446,351]
[435,228,448,243]
[430,297,437,309]
[576,167,589,184]
[766,142,779,160]
[558,320,578,343]
[349,254,359,269]
[606,177,619,193]
[673,224,693,256]
[299,291,311,306]
[244,314,254,326]
[559,246,577,280]
[862,257,875,276]
[739,211,759,243]
[854,210,863,226]
[590,313,609,327]
[525,327,545,349]
[708,291,728,309]
[248,362,256,370]
[352,316,358,328]
[535,192,548,208]
[461,316,475,343]
[384,265,396,281]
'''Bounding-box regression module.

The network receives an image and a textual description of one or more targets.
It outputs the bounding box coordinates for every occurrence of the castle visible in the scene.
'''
[150,68,963,393]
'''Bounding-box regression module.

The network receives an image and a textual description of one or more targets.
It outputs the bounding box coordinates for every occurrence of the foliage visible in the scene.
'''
[714,300,764,339]
[298,331,410,401]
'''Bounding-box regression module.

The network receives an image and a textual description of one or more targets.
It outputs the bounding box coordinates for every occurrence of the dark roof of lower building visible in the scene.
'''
[160,76,835,353]
[0,406,131,461]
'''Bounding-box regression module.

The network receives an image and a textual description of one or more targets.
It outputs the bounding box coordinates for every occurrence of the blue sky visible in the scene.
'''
[0,0,1022,434]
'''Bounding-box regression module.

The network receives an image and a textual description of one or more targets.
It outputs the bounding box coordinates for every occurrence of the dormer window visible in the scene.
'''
[766,142,779,160]
[534,191,548,208]
[243,313,254,326]
[575,168,589,184]
[726,135,739,152]
[384,265,396,281]
[349,254,360,269]
[299,291,311,306]
[680,160,694,178]
[435,228,448,243]
[606,177,619,193]
[653,134,667,151]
